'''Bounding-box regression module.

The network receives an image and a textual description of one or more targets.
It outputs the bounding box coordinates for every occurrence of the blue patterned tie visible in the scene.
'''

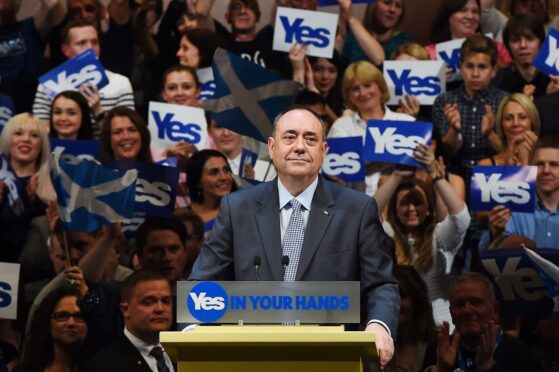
[282,199,305,282]
[150,346,170,372]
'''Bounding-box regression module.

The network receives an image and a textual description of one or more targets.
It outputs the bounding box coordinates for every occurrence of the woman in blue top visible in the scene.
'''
[0,113,55,262]
[186,149,236,237]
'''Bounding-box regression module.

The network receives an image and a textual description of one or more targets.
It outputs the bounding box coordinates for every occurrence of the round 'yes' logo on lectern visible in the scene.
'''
[187,282,228,322]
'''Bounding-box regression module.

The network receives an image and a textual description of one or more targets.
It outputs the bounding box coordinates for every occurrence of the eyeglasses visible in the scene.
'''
[69,4,97,16]
[52,311,86,322]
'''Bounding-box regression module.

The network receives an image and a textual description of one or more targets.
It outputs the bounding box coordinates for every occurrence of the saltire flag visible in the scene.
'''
[0,155,24,215]
[202,48,301,143]
[51,155,137,232]
[524,249,559,318]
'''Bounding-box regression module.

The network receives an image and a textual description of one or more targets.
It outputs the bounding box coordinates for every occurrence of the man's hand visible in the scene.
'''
[489,205,511,239]
[443,104,461,132]
[397,95,420,117]
[475,321,499,371]
[437,321,460,372]
[365,322,394,369]
[79,82,103,117]
[481,104,495,137]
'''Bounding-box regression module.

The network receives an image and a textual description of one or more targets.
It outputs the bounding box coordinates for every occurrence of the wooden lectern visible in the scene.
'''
[160,325,377,372]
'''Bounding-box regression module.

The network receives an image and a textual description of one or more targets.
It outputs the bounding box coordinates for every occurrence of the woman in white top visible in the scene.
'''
[374,144,470,326]
[328,60,414,193]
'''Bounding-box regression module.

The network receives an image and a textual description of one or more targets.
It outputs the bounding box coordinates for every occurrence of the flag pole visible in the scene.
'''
[62,229,71,267]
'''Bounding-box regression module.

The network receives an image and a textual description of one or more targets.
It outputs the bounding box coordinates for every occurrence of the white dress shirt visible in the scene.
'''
[124,327,174,372]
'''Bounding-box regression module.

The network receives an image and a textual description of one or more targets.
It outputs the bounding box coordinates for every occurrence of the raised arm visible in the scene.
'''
[34,0,65,39]
[338,0,384,66]
[79,223,121,284]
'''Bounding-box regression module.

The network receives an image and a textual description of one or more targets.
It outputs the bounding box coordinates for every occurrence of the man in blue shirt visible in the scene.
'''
[479,135,559,251]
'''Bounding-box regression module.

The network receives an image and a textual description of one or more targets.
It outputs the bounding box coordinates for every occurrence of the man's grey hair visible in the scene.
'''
[271,104,327,140]
[450,272,496,302]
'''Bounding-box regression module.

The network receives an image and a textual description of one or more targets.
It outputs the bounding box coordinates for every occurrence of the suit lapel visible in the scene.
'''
[296,178,334,280]
[255,181,283,280]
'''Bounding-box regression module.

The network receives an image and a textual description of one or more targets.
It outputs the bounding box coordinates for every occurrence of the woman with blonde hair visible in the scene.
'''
[328,61,414,193]
[478,93,540,166]
[0,113,56,262]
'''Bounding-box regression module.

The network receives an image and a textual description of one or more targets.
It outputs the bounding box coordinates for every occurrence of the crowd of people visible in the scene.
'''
[1,0,559,371]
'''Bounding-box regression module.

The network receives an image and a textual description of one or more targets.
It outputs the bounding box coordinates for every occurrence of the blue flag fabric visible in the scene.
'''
[52,156,137,232]
[106,161,179,218]
[202,48,301,143]
[0,155,24,215]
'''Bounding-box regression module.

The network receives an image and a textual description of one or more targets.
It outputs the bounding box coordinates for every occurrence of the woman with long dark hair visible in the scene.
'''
[18,287,87,371]
[49,91,94,140]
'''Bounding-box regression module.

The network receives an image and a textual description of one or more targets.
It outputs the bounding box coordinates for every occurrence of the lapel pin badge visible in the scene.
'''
[323,210,329,215]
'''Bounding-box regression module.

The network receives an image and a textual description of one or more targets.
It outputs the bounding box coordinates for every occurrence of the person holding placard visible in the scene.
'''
[374,144,470,326]
[32,19,135,137]
[494,15,553,99]
[328,61,415,193]
[427,0,511,86]
[49,91,95,141]
[479,135,559,251]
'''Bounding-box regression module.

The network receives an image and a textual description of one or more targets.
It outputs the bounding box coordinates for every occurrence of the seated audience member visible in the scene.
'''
[374,145,470,325]
[0,0,63,113]
[208,120,276,182]
[185,150,238,234]
[18,287,88,372]
[135,217,189,287]
[427,0,511,71]
[520,297,559,371]
[99,107,153,164]
[328,61,414,194]
[176,28,221,71]
[289,48,345,125]
[478,93,540,166]
[535,91,559,138]
[422,272,543,372]
[340,0,410,66]
[50,91,94,140]
[174,208,205,278]
[494,15,553,99]
[33,19,135,137]
[479,135,559,251]
[83,270,174,372]
[379,265,437,371]
[214,0,287,75]
[432,34,508,186]
[0,114,55,263]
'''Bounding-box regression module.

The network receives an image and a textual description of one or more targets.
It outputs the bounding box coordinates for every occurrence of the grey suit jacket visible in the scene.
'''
[189,177,400,334]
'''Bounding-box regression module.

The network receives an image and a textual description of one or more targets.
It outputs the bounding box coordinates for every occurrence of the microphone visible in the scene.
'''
[253,256,261,281]
[281,255,289,279]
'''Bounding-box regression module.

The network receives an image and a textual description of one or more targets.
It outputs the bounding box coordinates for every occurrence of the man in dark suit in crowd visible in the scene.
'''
[189,105,400,368]
[84,270,174,372]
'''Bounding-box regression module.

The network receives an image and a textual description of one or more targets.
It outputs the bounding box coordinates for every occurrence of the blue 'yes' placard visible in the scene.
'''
[107,161,179,218]
[50,138,100,164]
[363,120,432,168]
[533,28,559,76]
[470,165,537,213]
[39,49,109,100]
[323,136,364,183]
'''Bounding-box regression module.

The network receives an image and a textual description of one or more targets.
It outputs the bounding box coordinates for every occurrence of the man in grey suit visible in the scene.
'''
[189,105,400,368]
